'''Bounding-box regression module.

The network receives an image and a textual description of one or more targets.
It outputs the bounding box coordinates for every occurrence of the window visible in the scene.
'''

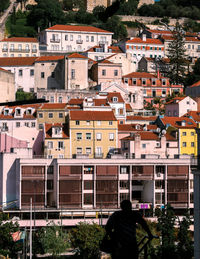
[86,36,89,42]
[142,79,146,85]
[24,122,29,127]
[30,69,34,76]
[71,69,75,79]
[38,113,43,118]
[76,133,82,140]
[47,180,53,190]
[124,78,128,84]
[162,90,166,96]
[109,133,114,141]
[41,72,45,78]
[18,70,23,76]
[31,122,35,127]
[182,132,187,136]
[142,144,146,148]
[47,166,53,174]
[58,141,64,149]
[86,121,90,125]
[191,142,195,147]
[114,70,118,76]
[48,141,53,149]
[96,133,102,141]
[10,44,14,50]
[18,44,22,50]
[59,113,63,118]
[16,109,21,116]
[76,120,80,125]
[162,79,166,86]
[50,96,54,103]
[65,35,68,41]
[48,113,53,118]
[143,89,147,96]
[16,122,20,127]
[76,147,82,154]
[39,124,43,129]
[102,69,106,76]
[191,132,194,136]
[152,79,156,85]
[51,72,55,78]
[109,121,113,125]
[70,35,73,41]
[91,36,94,42]
[58,96,62,103]
[86,147,91,154]
[86,133,91,140]
[182,142,187,147]
[97,121,101,126]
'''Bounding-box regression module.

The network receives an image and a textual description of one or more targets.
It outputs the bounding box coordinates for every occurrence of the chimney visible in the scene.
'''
[142,34,147,41]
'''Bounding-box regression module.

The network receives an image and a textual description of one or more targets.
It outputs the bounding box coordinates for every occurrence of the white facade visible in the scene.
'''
[39,25,113,53]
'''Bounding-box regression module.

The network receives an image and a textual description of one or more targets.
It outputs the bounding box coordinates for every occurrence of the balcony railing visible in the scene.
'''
[95,153,103,158]
[76,40,83,44]
[32,49,37,53]
[50,39,60,43]
[99,41,108,45]
[9,49,30,53]
[2,48,8,52]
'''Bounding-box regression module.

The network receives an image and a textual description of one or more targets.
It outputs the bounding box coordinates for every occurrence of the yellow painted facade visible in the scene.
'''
[179,128,197,156]
[70,119,118,158]
[45,138,70,159]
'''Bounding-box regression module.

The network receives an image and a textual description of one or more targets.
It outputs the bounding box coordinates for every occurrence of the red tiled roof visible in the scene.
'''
[189,80,200,88]
[68,53,88,59]
[0,67,12,73]
[162,35,174,41]
[70,110,117,121]
[118,124,143,132]
[0,57,37,66]
[107,92,124,103]
[126,38,163,45]
[47,24,113,34]
[86,45,122,53]
[165,96,186,105]
[126,103,132,112]
[147,29,172,35]
[126,115,157,121]
[122,131,160,141]
[93,99,109,106]
[68,98,84,105]
[98,59,113,64]
[185,37,200,42]
[45,123,68,138]
[36,56,64,62]
[123,72,157,79]
[160,116,197,129]
[1,37,38,42]
[182,111,200,122]
[39,103,67,110]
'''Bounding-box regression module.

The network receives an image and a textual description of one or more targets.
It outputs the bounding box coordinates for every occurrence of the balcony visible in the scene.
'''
[2,48,8,52]
[76,40,83,44]
[95,153,103,159]
[50,39,60,43]
[32,49,37,53]
[99,41,108,45]
[9,49,30,53]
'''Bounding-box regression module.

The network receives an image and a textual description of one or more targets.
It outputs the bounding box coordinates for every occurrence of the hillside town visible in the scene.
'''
[1,0,200,258]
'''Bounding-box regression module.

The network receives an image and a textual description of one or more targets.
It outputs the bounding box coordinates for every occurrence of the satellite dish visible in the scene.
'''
[161,129,166,135]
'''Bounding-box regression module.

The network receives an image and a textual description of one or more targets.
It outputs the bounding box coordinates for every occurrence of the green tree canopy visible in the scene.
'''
[70,222,105,259]
[0,0,10,13]
[167,22,187,85]
[27,0,65,31]
[104,15,127,40]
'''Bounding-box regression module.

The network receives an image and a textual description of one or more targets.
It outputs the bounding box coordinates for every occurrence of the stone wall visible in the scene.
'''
[138,0,155,8]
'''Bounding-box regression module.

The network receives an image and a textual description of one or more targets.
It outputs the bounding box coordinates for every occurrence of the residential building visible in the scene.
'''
[0,37,39,57]
[122,72,184,105]
[0,104,40,133]
[69,110,118,159]
[119,35,164,64]
[156,116,198,156]
[0,68,15,102]
[0,57,37,92]
[140,29,173,39]
[90,59,122,85]
[165,96,197,117]
[39,24,113,54]
[37,103,68,130]
[138,57,170,75]
[44,123,70,159]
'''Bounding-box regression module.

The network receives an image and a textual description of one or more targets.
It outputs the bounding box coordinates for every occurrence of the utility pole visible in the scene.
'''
[30,198,32,259]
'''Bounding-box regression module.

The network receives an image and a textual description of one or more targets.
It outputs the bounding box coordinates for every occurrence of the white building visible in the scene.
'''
[39,24,113,54]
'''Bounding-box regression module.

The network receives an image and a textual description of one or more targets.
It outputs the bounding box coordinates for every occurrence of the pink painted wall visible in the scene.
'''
[0,133,27,152]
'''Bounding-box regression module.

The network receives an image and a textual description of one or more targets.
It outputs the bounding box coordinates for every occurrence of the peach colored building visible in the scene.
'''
[0,68,15,102]
[0,37,39,57]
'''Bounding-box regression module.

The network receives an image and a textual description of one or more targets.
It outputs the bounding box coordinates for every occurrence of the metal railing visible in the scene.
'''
[50,39,60,43]
[76,40,83,44]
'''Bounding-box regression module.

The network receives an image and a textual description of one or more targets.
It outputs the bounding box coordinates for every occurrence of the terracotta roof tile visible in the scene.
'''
[160,116,197,129]
[93,99,109,106]
[36,56,64,62]
[0,67,12,73]
[147,29,172,35]
[45,123,69,138]
[68,98,84,105]
[68,53,88,59]
[126,37,163,45]
[0,57,37,66]
[1,37,38,42]
[126,103,132,112]
[47,24,113,34]
[126,115,157,121]
[39,103,67,110]
[182,111,200,122]
[189,80,200,88]
[165,96,186,105]
[123,72,157,79]
[98,59,113,64]
[70,110,117,121]
[107,92,124,103]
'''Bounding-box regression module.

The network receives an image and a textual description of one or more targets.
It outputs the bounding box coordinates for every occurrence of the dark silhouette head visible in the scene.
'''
[120,200,132,211]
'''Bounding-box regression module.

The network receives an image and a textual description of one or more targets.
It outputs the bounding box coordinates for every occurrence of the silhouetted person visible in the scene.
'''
[105,200,153,259]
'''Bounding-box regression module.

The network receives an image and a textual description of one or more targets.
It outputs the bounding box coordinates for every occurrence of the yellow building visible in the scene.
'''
[44,123,70,159]
[69,110,118,158]
[179,128,197,156]
[37,103,68,130]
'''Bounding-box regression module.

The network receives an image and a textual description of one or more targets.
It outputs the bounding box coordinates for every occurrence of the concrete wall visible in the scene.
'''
[0,69,15,102]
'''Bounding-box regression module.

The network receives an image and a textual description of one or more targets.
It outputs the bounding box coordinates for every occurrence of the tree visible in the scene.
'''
[16,89,35,101]
[27,0,65,31]
[104,16,127,40]
[0,213,21,258]
[0,0,10,13]
[38,222,69,258]
[167,22,187,85]
[92,5,106,22]
[184,58,200,86]
[70,222,105,259]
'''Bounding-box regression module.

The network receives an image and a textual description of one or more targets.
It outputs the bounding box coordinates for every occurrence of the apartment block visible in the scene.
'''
[0,37,39,57]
